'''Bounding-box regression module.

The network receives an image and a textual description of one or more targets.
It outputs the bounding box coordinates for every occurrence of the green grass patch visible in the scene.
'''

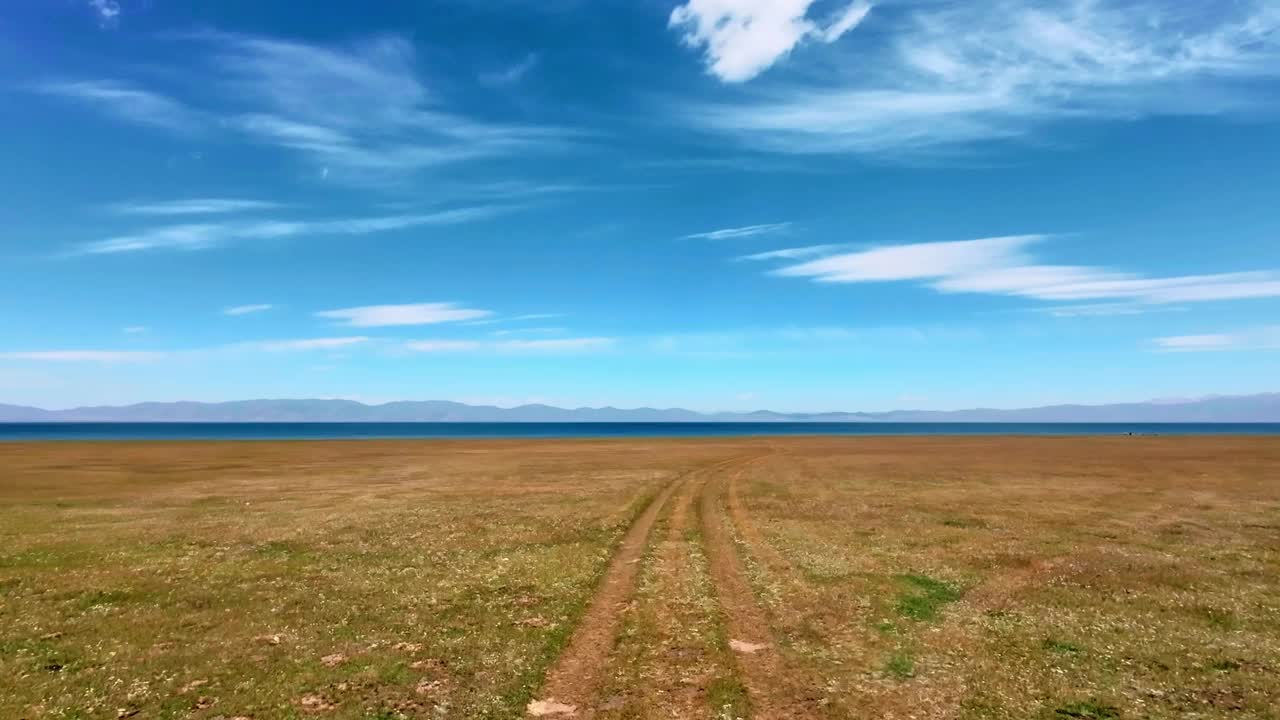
[896,573,961,621]
[884,651,916,680]
[707,675,751,719]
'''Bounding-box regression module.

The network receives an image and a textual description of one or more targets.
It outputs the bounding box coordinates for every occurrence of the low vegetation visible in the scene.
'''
[2,436,1278,719]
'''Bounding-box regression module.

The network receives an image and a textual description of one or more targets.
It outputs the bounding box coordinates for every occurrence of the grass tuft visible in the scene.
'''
[708,675,751,719]
[1053,700,1120,719]
[884,651,916,680]
[1043,637,1083,654]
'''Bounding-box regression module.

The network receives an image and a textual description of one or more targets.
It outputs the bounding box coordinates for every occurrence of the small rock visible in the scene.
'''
[320,653,347,667]
[416,679,444,696]
[299,694,335,712]
[729,639,768,654]
[528,698,577,716]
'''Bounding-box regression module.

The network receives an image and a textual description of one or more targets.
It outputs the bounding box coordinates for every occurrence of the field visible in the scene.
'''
[1,437,1278,720]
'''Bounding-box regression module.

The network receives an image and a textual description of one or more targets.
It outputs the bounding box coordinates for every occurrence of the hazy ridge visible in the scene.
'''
[2,393,1278,422]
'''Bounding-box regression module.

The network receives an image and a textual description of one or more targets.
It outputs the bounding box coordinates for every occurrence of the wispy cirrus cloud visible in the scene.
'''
[241,337,369,352]
[490,327,566,337]
[0,337,370,364]
[684,222,792,240]
[223,304,274,316]
[108,198,282,216]
[207,32,569,180]
[669,0,872,82]
[738,243,846,261]
[317,302,493,327]
[405,337,615,353]
[1154,327,1280,352]
[678,1,1280,155]
[35,80,203,134]
[0,350,163,363]
[761,235,1280,304]
[479,53,541,86]
[75,206,505,255]
[37,32,569,183]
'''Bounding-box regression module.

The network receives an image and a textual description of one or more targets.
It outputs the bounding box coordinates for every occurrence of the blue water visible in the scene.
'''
[2,422,1279,441]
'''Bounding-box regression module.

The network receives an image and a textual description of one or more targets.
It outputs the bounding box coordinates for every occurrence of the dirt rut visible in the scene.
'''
[530,457,744,717]
[700,458,821,719]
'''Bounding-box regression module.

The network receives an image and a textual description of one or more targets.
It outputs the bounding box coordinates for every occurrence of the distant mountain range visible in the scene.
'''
[2,394,1279,423]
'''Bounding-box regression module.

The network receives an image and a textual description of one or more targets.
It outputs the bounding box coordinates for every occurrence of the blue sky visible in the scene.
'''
[2,0,1279,411]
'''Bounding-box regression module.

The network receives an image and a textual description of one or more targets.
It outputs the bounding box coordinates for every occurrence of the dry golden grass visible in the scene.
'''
[2,437,1278,720]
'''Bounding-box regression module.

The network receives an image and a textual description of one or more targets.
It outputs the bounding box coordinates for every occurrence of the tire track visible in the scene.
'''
[594,457,724,719]
[700,454,822,719]
[528,456,745,718]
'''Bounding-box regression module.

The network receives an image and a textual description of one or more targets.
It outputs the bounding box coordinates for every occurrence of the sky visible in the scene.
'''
[2,0,1279,412]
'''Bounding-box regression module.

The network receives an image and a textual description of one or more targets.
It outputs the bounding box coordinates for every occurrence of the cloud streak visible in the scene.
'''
[0,337,371,363]
[223,304,274,316]
[317,302,493,327]
[684,222,792,240]
[1154,327,1280,352]
[76,206,506,255]
[405,337,615,353]
[109,199,282,216]
[0,350,163,363]
[763,235,1280,305]
[36,80,202,134]
[37,32,570,183]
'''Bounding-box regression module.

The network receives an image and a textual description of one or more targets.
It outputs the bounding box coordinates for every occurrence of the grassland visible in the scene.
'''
[2,437,1278,719]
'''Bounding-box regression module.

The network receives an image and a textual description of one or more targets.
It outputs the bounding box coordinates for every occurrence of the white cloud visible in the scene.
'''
[738,244,846,261]
[1154,327,1280,352]
[404,340,483,352]
[223,304,274,316]
[317,302,492,327]
[244,337,369,352]
[405,337,615,353]
[498,337,614,352]
[684,222,793,240]
[36,81,201,134]
[1037,303,1170,318]
[87,0,120,27]
[109,199,282,216]
[0,350,162,363]
[122,326,148,334]
[479,53,541,86]
[778,235,1038,282]
[76,206,504,255]
[680,1,1280,154]
[0,337,370,364]
[490,327,565,337]
[764,235,1280,305]
[669,0,872,82]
